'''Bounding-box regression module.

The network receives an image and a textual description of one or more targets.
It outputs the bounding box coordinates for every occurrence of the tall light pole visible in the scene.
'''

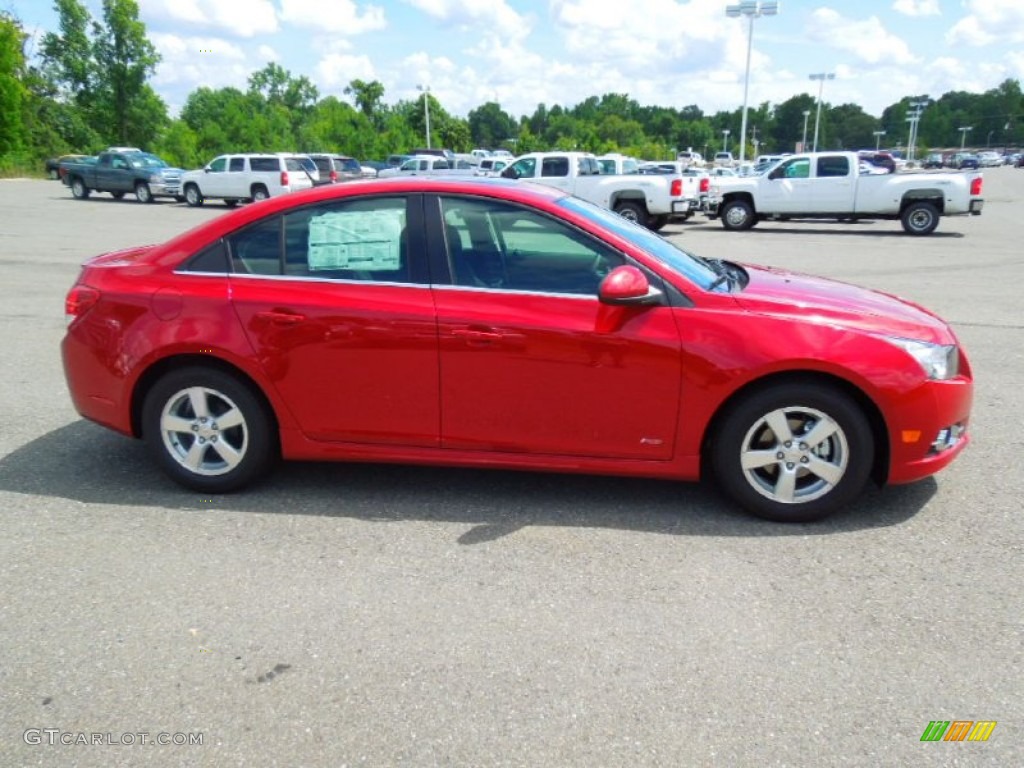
[809,72,835,152]
[905,101,926,161]
[722,129,731,153]
[958,125,972,149]
[873,130,886,151]
[416,84,431,149]
[725,1,780,165]
[801,109,810,151]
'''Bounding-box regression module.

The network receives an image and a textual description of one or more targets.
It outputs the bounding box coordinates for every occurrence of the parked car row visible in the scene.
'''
[56,149,374,206]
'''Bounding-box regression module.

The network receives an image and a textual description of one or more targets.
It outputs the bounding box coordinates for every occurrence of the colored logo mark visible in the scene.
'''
[920,720,996,742]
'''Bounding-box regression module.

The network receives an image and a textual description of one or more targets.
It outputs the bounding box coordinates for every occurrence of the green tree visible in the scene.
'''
[344,78,385,125]
[39,0,93,106]
[467,101,515,148]
[91,0,164,146]
[0,13,26,155]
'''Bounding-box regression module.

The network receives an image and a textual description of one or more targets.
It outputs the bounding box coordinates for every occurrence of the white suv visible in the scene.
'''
[181,154,315,207]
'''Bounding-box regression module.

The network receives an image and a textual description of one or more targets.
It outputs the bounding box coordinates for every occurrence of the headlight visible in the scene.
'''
[884,337,959,380]
[149,173,162,183]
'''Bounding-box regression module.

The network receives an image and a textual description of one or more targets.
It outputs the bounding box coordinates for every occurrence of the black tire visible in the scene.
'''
[721,200,755,230]
[135,181,153,203]
[710,382,874,522]
[142,367,277,493]
[614,200,648,227]
[70,177,90,199]
[251,185,270,202]
[184,184,204,207]
[224,199,238,208]
[111,191,125,200]
[648,214,669,231]
[901,201,939,236]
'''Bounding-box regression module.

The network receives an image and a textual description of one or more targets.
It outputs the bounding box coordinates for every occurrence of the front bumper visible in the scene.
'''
[886,376,973,485]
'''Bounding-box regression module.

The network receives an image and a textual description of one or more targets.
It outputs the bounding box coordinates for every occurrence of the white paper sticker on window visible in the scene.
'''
[307,210,403,271]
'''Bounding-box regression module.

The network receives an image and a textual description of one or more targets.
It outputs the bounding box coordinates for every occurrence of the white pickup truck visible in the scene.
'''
[708,151,984,235]
[377,155,475,178]
[501,151,692,230]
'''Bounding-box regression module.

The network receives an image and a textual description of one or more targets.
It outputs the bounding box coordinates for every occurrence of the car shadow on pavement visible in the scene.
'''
[0,421,937,542]
[693,223,965,238]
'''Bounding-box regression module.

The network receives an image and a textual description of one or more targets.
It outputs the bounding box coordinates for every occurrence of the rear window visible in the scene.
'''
[339,158,361,173]
[285,158,306,172]
[250,157,279,172]
[312,158,332,174]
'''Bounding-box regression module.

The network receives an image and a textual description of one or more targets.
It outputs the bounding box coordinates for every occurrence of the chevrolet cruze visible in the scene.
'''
[62,178,972,522]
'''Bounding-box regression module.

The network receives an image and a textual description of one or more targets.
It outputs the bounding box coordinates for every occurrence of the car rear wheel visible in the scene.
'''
[70,178,89,199]
[721,200,755,230]
[901,202,939,236]
[251,185,270,202]
[184,184,203,207]
[711,382,874,522]
[142,367,276,493]
[135,182,153,203]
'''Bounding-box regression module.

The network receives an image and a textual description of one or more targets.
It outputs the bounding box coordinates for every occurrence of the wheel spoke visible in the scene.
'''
[805,455,845,486]
[182,441,206,471]
[162,414,195,434]
[209,439,243,470]
[801,417,839,450]
[216,407,245,430]
[764,409,794,444]
[773,467,798,503]
[741,449,780,470]
[186,387,210,419]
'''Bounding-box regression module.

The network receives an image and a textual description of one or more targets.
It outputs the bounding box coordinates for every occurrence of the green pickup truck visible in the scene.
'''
[62,150,185,203]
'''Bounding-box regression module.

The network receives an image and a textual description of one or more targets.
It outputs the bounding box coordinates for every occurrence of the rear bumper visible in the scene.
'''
[969,198,984,215]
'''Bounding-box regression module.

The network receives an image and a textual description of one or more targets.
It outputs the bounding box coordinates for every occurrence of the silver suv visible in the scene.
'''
[180,154,316,207]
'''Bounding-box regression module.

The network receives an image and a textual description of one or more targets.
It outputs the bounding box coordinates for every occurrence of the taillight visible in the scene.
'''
[65,285,100,326]
[700,177,710,193]
[330,170,338,183]
[970,177,982,196]
[670,178,682,196]
[280,170,289,187]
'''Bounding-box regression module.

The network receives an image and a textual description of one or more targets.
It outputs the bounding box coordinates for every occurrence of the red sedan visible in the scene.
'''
[62,178,972,522]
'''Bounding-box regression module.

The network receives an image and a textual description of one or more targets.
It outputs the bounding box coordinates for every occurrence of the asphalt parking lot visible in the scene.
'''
[1,172,1021,766]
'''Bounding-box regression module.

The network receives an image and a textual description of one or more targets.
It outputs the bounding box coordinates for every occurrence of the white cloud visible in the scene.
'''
[142,0,278,38]
[315,53,377,92]
[279,0,387,34]
[892,0,940,16]
[947,0,1024,45]
[257,45,280,62]
[806,8,918,65]
[403,0,527,32]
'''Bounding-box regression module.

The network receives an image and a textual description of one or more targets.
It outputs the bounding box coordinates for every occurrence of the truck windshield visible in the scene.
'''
[128,153,167,169]
[557,196,719,291]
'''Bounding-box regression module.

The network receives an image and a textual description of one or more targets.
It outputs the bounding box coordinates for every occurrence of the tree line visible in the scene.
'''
[2,1,1023,176]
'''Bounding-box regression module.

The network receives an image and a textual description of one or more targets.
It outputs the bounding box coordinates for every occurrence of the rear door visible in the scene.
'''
[228,194,440,445]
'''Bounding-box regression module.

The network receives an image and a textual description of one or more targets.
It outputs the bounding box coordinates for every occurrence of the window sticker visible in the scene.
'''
[307,210,404,271]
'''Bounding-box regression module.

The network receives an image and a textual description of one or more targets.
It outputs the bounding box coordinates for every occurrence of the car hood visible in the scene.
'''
[732,263,954,344]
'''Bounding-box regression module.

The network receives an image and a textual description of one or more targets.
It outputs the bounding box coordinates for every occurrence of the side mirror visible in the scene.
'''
[598,266,663,306]
[501,166,518,179]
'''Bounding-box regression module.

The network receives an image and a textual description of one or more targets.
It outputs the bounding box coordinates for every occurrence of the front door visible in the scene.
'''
[432,195,682,460]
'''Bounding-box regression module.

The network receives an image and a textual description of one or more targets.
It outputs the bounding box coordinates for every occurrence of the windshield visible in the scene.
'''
[128,153,168,169]
[557,196,720,291]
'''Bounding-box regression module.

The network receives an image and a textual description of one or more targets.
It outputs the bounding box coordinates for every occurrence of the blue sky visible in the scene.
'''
[10,0,1024,120]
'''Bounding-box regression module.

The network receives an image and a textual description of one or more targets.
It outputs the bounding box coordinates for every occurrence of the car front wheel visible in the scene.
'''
[135,182,153,203]
[711,382,874,522]
[142,367,276,492]
[70,178,89,199]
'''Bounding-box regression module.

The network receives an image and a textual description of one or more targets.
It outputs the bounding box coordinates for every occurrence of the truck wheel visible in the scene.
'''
[251,185,270,202]
[184,184,204,207]
[135,182,153,203]
[721,200,755,230]
[614,201,648,227]
[647,214,669,231]
[111,191,125,200]
[70,178,90,199]
[901,202,939,236]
